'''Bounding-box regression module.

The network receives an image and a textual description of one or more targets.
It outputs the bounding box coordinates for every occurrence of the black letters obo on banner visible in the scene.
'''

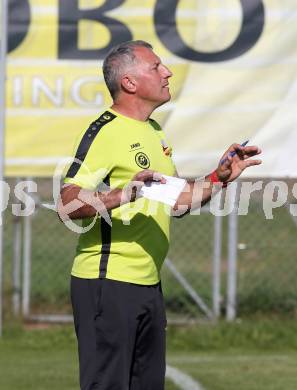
[8,0,265,62]
[8,0,31,52]
[154,0,265,62]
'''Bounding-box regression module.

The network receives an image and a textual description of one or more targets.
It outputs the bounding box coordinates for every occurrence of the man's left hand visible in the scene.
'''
[216,143,262,183]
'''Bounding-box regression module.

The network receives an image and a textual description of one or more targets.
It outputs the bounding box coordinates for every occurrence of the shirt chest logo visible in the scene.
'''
[130,142,141,150]
[135,152,150,169]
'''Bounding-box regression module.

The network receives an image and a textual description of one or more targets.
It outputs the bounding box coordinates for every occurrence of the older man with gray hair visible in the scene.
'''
[59,40,261,390]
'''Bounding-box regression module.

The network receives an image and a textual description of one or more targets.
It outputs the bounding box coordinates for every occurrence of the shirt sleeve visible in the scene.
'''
[149,118,173,154]
[64,126,114,191]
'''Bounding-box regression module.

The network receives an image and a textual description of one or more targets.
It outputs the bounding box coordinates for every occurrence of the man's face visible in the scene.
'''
[130,46,173,107]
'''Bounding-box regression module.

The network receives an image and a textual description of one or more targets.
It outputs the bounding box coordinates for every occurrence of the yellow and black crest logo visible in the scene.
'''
[135,152,150,169]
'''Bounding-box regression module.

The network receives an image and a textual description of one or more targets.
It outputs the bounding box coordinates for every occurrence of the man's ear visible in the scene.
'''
[121,76,136,93]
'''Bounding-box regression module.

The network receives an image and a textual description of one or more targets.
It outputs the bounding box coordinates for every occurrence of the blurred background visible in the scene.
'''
[1,1,297,389]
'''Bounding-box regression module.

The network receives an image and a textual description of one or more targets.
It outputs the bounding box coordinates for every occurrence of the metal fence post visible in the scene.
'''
[22,179,33,318]
[226,182,238,321]
[0,0,8,337]
[12,178,22,316]
[212,195,223,318]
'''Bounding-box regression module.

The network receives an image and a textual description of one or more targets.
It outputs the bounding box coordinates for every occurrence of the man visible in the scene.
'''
[58,40,261,390]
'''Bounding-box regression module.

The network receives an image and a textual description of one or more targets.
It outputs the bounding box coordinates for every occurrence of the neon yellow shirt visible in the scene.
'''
[64,109,175,284]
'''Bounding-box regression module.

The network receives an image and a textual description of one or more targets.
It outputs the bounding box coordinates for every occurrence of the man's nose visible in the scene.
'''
[162,64,172,78]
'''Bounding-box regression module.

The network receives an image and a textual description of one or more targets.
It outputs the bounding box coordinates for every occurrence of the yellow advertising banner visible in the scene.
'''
[6,0,297,177]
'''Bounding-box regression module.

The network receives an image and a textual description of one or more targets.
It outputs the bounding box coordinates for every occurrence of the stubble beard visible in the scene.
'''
[153,89,171,110]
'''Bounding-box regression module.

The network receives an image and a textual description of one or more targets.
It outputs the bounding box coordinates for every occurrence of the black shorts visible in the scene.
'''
[71,276,167,390]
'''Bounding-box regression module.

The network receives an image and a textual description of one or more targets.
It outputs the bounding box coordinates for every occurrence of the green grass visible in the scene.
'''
[1,318,297,390]
[0,324,179,390]
[168,351,297,390]
[167,316,297,351]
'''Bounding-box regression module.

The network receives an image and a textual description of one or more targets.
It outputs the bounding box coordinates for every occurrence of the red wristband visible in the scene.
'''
[209,171,227,188]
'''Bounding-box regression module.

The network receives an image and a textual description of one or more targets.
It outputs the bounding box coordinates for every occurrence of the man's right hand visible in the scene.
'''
[122,169,166,203]
[58,170,166,222]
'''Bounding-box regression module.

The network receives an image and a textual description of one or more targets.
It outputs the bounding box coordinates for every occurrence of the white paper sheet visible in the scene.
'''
[139,175,186,206]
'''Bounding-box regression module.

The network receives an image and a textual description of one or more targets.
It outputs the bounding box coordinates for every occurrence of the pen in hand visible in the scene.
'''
[220,140,249,165]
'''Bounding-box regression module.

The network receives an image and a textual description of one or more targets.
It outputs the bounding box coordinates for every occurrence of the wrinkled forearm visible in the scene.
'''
[57,184,123,220]
[172,176,223,217]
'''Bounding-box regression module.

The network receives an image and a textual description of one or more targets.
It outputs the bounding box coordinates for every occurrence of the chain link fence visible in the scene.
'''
[236,189,297,316]
[2,178,297,324]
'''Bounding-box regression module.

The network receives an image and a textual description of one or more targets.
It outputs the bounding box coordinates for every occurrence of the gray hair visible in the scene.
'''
[103,40,153,100]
